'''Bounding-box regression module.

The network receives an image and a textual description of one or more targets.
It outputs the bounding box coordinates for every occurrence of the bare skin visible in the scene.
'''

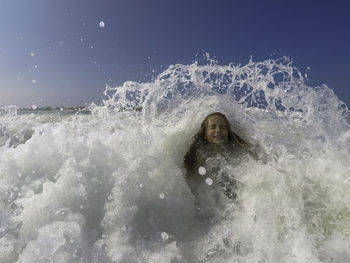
[205,115,229,144]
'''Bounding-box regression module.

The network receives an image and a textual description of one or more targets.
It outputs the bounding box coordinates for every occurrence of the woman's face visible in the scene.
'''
[205,115,229,144]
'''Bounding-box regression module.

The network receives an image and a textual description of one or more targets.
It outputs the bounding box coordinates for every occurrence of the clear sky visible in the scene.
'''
[0,0,349,107]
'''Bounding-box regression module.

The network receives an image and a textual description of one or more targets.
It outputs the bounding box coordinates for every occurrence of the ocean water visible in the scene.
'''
[1,58,350,263]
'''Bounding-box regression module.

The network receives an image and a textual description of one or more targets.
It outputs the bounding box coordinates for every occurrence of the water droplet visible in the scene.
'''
[32,105,37,110]
[198,166,206,175]
[161,232,169,241]
[159,193,165,199]
[205,178,213,186]
[99,21,105,28]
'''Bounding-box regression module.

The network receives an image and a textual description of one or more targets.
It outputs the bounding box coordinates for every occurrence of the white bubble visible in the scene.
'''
[139,183,143,188]
[32,79,36,84]
[32,170,36,174]
[30,52,35,57]
[198,166,206,175]
[31,105,37,110]
[205,178,213,186]
[159,193,165,199]
[99,21,105,28]
[90,46,94,49]
[161,232,169,241]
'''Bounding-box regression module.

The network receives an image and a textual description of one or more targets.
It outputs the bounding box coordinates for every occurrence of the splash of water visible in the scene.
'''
[1,57,350,262]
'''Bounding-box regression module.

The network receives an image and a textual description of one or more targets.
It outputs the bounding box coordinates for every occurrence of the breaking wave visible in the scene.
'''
[1,57,350,262]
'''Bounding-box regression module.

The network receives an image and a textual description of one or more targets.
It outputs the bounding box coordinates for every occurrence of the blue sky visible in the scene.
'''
[0,0,349,107]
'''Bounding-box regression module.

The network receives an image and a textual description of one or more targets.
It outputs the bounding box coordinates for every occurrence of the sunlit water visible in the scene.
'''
[1,58,350,263]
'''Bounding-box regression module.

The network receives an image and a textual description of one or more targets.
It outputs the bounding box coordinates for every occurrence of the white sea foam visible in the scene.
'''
[0,57,350,262]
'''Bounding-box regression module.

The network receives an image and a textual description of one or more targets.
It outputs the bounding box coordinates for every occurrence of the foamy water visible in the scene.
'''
[1,58,350,262]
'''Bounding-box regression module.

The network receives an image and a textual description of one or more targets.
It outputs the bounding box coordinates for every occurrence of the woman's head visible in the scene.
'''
[184,112,255,171]
[198,112,233,144]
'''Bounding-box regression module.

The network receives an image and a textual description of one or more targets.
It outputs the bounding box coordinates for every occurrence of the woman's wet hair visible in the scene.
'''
[184,112,254,172]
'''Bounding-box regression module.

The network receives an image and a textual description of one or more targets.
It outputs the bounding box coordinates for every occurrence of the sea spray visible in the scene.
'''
[0,57,350,262]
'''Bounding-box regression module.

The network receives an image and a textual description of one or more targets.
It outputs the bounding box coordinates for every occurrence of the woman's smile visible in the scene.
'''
[205,115,229,144]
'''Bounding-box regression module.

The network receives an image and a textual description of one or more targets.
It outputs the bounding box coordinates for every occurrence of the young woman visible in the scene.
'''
[184,112,254,203]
